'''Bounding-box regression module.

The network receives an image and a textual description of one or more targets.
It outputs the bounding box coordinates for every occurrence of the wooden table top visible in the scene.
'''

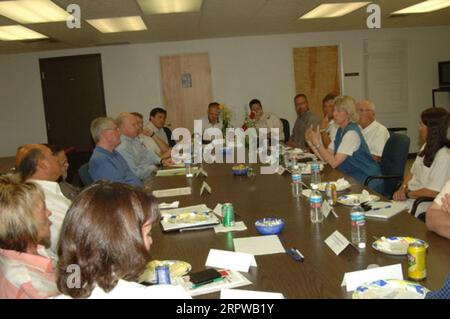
[146,163,450,299]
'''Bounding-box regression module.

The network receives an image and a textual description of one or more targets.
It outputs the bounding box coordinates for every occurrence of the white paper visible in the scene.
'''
[325,230,351,255]
[158,201,180,209]
[302,189,312,198]
[195,167,208,177]
[153,187,191,198]
[322,200,332,218]
[220,288,284,299]
[341,264,404,292]
[200,181,212,195]
[276,166,286,175]
[205,249,256,272]
[156,167,198,177]
[213,203,223,217]
[214,221,247,233]
[233,235,285,256]
[365,201,408,219]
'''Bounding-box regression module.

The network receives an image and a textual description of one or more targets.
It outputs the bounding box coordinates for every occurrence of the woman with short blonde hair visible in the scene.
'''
[306,95,382,192]
[0,174,58,299]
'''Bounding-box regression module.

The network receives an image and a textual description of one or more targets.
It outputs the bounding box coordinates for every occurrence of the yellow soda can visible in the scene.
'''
[407,242,427,281]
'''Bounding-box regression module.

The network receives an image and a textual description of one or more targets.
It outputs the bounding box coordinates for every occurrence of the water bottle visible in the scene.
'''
[310,184,323,223]
[310,160,321,186]
[291,165,302,198]
[350,205,366,249]
[185,158,193,178]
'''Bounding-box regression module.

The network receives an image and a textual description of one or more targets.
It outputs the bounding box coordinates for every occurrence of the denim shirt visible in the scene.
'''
[89,146,143,187]
[116,135,161,181]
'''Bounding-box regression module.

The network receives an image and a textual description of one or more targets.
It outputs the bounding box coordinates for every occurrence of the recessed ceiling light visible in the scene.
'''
[299,2,371,19]
[86,16,147,33]
[0,25,47,41]
[392,0,450,15]
[0,0,70,24]
[137,0,203,14]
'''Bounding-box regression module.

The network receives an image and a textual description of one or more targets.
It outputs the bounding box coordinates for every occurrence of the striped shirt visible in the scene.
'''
[0,246,59,299]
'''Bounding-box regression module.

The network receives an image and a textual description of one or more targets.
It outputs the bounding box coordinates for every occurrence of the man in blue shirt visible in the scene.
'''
[115,113,172,182]
[89,117,143,187]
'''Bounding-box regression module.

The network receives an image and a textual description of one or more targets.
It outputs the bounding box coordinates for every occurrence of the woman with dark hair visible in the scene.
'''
[393,107,450,215]
[56,182,190,299]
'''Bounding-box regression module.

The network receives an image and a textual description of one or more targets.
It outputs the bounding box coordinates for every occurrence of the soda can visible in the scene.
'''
[407,242,427,281]
[326,183,337,206]
[156,265,171,284]
[222,203,235,227]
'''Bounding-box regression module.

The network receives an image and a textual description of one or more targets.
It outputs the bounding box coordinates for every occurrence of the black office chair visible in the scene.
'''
[280,118,290,143]
[364,133,410,198]
[388,127,408,135]
[78,163,93,187]
[163,126,176,147]
[410,197,434,222]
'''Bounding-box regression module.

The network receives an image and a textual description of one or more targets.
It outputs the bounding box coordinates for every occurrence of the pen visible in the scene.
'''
[295,248,305,261]
[191,276,224,289]
[372,205,392,211]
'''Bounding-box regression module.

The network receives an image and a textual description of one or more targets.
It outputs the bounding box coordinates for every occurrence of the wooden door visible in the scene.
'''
[160,53,213,131]
[293,46,341,117]
[39,54,106,152]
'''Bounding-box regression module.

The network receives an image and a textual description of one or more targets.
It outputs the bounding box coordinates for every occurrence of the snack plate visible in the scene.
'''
[353,279,429,299]
[139,260,192,284]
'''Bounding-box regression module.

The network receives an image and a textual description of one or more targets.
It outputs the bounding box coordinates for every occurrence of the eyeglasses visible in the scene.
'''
[104,126,119,132]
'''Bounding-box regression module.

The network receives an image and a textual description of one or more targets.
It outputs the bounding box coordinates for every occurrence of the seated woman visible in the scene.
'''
[56,182,191,299]
[305,95,382,193]
[426,180,450,239]
[0,174,59,299]
[393,107,450,215]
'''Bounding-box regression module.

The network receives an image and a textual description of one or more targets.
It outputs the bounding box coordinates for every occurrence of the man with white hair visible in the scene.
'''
[357,100,390,162]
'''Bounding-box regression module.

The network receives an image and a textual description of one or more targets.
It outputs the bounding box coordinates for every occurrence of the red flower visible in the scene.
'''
[249,111,256,120]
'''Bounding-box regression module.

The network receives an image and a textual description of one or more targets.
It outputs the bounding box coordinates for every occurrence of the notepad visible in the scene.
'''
[365,201,408,219]
[153,187,191,198]
[233,235,285,256]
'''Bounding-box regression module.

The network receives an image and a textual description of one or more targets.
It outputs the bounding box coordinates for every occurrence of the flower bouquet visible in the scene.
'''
[218,104,232,135]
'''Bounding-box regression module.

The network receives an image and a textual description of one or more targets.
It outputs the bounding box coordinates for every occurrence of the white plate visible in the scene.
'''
[337,194,380,206]
[139,260,192,284]
[353,279,429,299]
[372,236,429,255]
[318,181,351,192]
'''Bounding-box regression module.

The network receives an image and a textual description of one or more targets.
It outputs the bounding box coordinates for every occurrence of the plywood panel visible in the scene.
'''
[293,46,341,117]
[160,53,212,131]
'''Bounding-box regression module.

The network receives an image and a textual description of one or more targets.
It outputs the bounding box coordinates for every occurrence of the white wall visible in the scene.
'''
[1,25,450,157]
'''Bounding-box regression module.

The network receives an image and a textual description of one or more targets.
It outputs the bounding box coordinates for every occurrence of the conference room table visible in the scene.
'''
[145,162,450,299]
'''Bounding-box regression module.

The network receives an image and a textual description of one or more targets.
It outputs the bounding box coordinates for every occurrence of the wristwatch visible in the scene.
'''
[150,132,155,138]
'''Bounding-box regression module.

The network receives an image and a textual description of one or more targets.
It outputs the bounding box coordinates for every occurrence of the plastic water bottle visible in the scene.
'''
[185,158,193,178]
[310,184,323,223]
[350,205,366,249]
[311,160,321,186]
[291,165,302,198]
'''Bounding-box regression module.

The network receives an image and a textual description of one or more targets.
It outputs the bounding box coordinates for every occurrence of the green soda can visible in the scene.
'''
[222,203,235,227]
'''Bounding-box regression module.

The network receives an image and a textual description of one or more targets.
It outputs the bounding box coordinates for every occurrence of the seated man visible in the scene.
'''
[287,94,319,148]
[0,174,59,299]
[131,111,170,158]
[115,112,172,182]
[249,98,284,142]
[197,102,223,143]
[144,107,175,147]
[426,180,450,239]
[318,93,338,148]
[356,100,390,162]
[89,117,143,187]
[15,144,71,254]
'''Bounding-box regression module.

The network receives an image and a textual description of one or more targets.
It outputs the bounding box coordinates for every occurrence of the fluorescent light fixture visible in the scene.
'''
[0,0,70,24]
[137,0,203,14]
[87,16,147,33]
[0,25,47,41]
[299,2,371,19]
[392,0,450,15]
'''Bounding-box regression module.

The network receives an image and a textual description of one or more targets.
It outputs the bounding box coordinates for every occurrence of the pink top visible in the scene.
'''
[0,246,59,299]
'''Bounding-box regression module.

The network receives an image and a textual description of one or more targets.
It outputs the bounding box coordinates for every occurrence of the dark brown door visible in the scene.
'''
[39,54,106,152]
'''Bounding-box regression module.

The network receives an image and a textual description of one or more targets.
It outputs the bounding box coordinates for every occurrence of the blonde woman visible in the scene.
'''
[306,96,382,193]
[0,174,59,299]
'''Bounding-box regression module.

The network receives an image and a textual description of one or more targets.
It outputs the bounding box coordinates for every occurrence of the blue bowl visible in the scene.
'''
[232,167,248,176]
[255,218,285,235]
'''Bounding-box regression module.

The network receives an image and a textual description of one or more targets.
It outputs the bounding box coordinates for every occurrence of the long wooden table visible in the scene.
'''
[146,163,450,299]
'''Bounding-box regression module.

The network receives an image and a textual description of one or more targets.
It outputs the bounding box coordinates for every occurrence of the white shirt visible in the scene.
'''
[327,120,338,143]
[30,179,71,254]
[255,112,285,141]
[408,146,450,192]
[328,130,361,156]
[434,180,450,206]
[144,121,169,144]
[361,120,390,157]
[57,279,192,299]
